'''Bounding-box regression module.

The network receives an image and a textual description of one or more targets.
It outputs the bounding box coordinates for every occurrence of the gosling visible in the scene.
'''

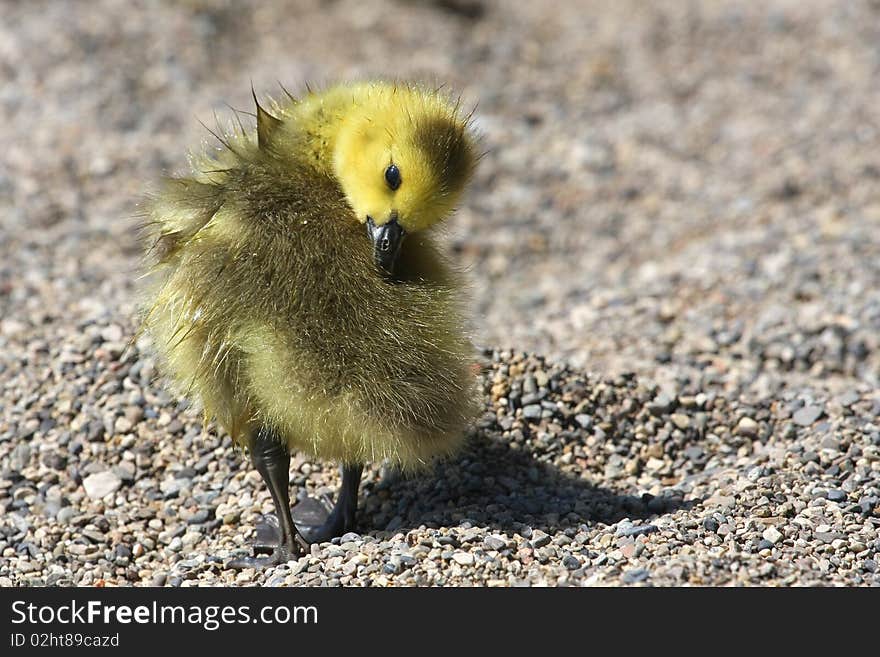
[139,81,479,567]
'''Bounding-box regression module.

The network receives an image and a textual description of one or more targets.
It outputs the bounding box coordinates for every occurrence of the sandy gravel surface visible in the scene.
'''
[1,0,879,586]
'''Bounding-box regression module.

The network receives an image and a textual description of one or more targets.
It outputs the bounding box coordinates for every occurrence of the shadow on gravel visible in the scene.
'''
[357,431,691,538]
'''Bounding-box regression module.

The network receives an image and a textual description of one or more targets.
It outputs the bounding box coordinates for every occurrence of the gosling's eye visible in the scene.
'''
[384,164,402,191]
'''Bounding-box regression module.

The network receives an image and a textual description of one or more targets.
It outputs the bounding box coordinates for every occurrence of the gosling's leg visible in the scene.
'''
[228,427,309,569]
[294,464,364,544]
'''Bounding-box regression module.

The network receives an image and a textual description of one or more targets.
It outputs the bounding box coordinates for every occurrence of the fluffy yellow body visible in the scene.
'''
[140,81,478,469]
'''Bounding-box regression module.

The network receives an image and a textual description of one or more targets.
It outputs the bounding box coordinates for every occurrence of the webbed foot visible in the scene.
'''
[243,462,364,560]
[250,465,364,547]
[252,490,352,549]
[294,495,353,545]
[252,513,282,555]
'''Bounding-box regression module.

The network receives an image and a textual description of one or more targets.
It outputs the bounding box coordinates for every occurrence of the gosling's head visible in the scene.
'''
[333,88,477,274]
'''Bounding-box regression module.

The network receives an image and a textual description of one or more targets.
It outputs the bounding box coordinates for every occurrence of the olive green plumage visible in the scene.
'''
[139,81,479,469]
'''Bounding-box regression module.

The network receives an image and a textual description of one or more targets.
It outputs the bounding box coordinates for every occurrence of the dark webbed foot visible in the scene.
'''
[294,497,353,544]
[291,496,336,541]
[251,513,283,555]
[297,464,363,543]
[227,427,308,569]
[252,464,363,548]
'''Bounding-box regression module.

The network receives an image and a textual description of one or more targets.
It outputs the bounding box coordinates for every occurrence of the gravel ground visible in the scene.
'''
[1,0,879,586]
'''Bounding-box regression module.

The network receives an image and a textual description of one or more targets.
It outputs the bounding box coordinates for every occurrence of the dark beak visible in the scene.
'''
[366,215,406,275]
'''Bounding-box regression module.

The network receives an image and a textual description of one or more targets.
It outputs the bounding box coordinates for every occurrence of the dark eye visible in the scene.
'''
[384,164,401,190]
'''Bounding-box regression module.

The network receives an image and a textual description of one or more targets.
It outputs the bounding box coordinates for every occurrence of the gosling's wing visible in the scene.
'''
[140,177,226,266]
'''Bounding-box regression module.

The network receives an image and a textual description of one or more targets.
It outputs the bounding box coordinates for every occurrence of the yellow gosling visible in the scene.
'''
[138,81,479,567]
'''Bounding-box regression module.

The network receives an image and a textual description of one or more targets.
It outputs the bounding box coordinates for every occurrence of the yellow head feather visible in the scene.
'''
[331,83,476,232]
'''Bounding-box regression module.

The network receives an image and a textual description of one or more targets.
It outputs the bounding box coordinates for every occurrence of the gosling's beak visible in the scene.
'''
[366,215,406,275]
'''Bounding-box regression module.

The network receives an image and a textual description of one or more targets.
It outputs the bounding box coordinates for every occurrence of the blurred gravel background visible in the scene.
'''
[1,0,879,586]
